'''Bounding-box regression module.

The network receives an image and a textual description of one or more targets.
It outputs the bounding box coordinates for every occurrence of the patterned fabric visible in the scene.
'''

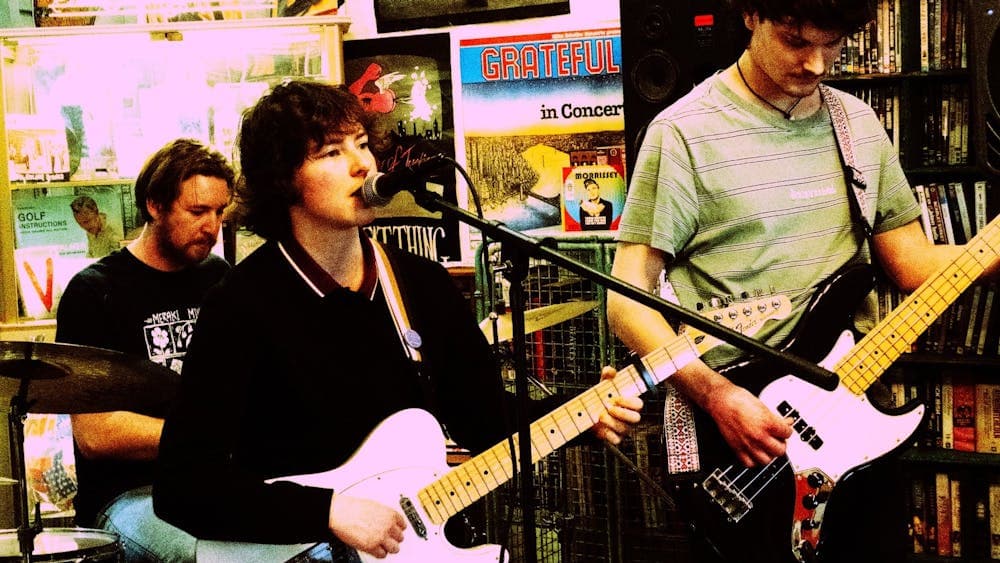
[42,450,78,506]
[663,384,700,474]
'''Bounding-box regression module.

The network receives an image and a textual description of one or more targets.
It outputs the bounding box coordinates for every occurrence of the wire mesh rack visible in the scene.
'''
[472,237,695,563]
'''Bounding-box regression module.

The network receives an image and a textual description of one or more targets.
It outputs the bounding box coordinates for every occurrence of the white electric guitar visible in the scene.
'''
[197,295,790,563]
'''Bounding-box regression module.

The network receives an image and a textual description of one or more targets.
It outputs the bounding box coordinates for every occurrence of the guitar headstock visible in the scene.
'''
[681,295,792,354]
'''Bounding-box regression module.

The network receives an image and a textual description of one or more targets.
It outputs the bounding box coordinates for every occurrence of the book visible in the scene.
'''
[975,383,1000,454]
[974,180,988,234]
[950,477,961,557]
[948,182,973,243]
[991,482,1000,559]
[953,374,977,451]
[923,184,947,243]
[910,474,928,554]
[964,284,984,353]
[913,185,934,242]
[937,182,956,243]
[978,284,997,355]
[936,472,951,556]
[920,0,930,72]
[941,374,953,449]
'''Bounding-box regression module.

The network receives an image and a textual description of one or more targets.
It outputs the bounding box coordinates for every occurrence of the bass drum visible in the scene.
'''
[0,528,121,562]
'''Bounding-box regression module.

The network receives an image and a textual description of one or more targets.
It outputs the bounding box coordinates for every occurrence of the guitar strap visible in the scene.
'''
[659,277,702,475]
[372,240,423,364]
[371,241,441,418]
[820,84,876,246]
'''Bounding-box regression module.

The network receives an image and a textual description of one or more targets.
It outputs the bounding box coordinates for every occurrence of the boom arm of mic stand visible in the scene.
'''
[411,189,838,384]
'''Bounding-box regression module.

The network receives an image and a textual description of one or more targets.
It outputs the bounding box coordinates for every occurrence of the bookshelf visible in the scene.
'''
[0,16,350,341]
[828,0,1000,560]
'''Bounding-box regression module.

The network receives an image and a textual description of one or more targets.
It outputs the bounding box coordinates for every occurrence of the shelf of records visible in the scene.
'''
[834,79,971,170]
[903,468,1000,560]
[889,366,1000,456]
[875,179,998,357]
[892,366,1000,559]
[826,0,968,77]
[8,181,138,321]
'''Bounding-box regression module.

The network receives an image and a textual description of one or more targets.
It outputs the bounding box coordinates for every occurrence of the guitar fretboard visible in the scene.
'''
[415,335,702,525]
[838,215,1000,394]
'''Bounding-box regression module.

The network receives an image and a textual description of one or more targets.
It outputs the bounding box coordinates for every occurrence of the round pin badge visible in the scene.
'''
[404,329,423,349]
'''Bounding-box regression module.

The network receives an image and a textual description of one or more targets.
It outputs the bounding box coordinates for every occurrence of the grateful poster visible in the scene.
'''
[458,27,626,232]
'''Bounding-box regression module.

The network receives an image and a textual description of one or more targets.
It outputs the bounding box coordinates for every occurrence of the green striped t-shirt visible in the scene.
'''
[618,74,921,368]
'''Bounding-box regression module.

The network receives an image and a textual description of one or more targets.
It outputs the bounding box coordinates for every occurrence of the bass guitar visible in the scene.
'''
[197,295,791,563]
[686,213,1000,563]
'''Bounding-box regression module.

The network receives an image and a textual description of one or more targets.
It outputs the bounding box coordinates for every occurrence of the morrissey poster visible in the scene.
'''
[374,0,569,34]
[458,27,626,232]
[344,33,464,264]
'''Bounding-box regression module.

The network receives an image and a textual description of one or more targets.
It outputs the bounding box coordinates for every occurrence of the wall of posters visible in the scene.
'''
[457,27,625,232]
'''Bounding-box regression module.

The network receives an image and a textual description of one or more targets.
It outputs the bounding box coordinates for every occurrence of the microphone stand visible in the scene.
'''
[406,188,838,563]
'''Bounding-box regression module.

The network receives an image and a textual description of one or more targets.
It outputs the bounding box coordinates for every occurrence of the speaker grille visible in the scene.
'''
[631,50,681,105]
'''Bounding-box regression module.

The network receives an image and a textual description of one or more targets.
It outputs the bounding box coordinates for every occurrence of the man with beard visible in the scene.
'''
[56,138,234,561]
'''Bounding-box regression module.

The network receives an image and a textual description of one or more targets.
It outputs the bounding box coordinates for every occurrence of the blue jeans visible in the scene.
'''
[94,486,197,562]
[96,486,359,563]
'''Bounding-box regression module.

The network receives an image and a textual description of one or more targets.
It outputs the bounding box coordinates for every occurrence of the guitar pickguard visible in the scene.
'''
[685,265,927,563]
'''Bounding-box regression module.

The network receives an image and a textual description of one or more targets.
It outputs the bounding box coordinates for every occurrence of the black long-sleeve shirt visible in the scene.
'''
[154,240,554,543]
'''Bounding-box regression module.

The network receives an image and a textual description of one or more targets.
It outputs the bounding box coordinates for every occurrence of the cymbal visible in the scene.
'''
[479,300,599,345]
[0,341,180,415]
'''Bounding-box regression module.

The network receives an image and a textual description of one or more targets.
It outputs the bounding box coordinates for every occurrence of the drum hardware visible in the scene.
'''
[0,340,179,562]
[478,300,599,345]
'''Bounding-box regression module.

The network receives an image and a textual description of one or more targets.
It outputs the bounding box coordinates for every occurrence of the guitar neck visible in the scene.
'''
[837,214,1000,394]
[415,335,701,525]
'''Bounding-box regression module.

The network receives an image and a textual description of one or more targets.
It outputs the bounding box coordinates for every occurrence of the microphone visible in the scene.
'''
[362,153,450,207]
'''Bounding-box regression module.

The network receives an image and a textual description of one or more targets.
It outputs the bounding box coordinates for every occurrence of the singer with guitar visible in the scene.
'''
[607,1,1000,562]
[152,79,642,562]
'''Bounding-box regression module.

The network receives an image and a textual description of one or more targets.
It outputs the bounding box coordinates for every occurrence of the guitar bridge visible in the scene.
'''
[701,469,752,522]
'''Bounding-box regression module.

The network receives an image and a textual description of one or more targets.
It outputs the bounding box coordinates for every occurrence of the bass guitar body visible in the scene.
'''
[681,265,925,563]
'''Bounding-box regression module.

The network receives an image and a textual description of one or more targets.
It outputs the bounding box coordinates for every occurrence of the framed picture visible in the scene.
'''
[374,0,569,33]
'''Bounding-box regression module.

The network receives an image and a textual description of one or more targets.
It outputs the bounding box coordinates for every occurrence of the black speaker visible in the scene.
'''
[620,0,745,179]
[969,0,1000,175]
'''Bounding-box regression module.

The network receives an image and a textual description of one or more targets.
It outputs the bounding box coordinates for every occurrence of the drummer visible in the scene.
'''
[55,138,235,561]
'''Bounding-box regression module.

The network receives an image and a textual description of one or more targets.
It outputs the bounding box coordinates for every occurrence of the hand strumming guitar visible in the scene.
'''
[329,493,406,559]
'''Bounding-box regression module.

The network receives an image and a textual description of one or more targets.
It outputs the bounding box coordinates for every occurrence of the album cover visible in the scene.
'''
[561,164,626,231]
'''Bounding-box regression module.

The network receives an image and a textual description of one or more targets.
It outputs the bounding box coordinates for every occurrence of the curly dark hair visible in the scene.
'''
[729,0,875,34]
[234,79,372,241]
[134,138,235,223]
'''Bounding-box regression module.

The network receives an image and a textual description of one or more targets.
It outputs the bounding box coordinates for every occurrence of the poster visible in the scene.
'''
[12,186,125,255]
[561,163,626,231]
[458,27,626,232]
[11,185,128,319]
[374,0,569,34]
[344,33,464,263]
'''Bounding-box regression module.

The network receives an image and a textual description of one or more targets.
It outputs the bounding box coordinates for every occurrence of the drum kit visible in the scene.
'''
[0,340,180,562]
[477,300,599,346]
